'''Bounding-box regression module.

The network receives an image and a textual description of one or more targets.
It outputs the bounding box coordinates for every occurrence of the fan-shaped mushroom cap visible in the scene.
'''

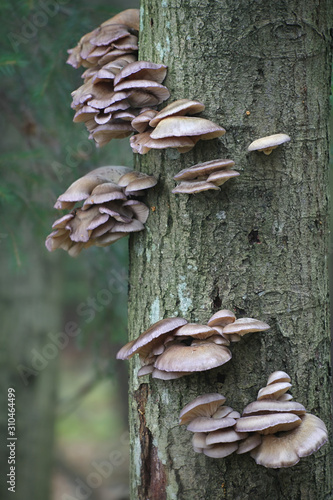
[90,122,134,147]
[247,133,291,155]
[242,400,306,417]
[137,364,154,377]
[101,9,140,31]
[192,432,208,450]
[207,309,236,328]
[131,110,158,133]
[114,61,167,86]
[172,180,220,194]
[212,406,234,419]
[179,394,226,425]
[54,166,132,208]
[203,442,239,458]
[174,323,218,339]
[150,116,225,140]
[206,429,248,445]
[114,80,170,105]
[207,170,240,186]
[154,342,231,373]
[151,368,190,380]
[116,317,187,360]
[174,159,235,181]
[278,393,293,402]
[235,413,301,435]
[250,414,328,468]
[257,382,292,400]
[122,200,149,223]
[65,207,109,243]
[222,317,270,336]
[187,416,237,433]
[236,434,262,454]
[149,99,205,127]
[267,370,291,385]
[131,132,196,155]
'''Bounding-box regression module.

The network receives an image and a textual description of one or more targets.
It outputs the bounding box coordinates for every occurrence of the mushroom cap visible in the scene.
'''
[267,370,291,385]
[179,393,226,425]
[54,166,132,207]
[116,317,188,360]
[122,200,149,223]
[90,123,134,147]
[154,342,232,373]
[278,393,293,402]
[236,434,262,455]
[203,442,238,458]
[114,61,167,86]
[131,132,196,154]
[257,382,292,400]
[174,323,218,339]
[242,400,306,417]
[137,364,154,377]
[101,9,140,31]
[174,159,235,181]
[247,133,291,153]
[235,413,302,435]
[150,116,225,140]
[172,180,220,194]
[149,99,205,127]
[212,406,234,419]
[187,416,237,433]
[222,317,270,336]
[207,309,236,328]
[250,414,328,468]
[131,110,158,133]
[114,79,170,104]
[207,169,240,186]
[206,429,248,445]
[151,368,190,380]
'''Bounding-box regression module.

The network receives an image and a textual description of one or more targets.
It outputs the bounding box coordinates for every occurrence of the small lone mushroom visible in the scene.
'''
[247,133,291,155]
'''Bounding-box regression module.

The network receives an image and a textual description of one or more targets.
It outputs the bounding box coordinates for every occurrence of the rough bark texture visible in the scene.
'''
[128,1,333,499]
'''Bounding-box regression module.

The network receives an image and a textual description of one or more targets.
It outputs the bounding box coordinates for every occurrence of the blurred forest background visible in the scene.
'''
[0,1,138,499]
[0,2,332,500]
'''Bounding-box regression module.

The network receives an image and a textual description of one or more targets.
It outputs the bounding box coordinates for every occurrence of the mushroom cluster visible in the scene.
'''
[172,158,239,194]
[130,99,226,154]
[247,133,290,155]
[45,166,157,257]
[235,371,328,468]
[67,9,170,147]
[116,309,270,379]
[180,393,251,458]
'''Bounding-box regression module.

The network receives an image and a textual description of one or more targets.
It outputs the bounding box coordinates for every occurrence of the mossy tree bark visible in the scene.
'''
[128,1,333,499]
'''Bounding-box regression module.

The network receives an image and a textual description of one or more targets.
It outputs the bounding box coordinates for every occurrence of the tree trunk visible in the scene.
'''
[128,1,333,499]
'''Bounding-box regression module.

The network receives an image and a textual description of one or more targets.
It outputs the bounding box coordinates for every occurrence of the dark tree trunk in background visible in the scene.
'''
[0,227,61,500]
[128,1,333,498]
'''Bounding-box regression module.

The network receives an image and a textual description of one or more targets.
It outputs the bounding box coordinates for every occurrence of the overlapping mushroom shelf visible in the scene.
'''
[179,371,328,467]
[236,371,329,468]
[45,166,156,257]
[172,158,240,194]
[116,309,270,379]
[130,99,226,155]
[67,9,171,147]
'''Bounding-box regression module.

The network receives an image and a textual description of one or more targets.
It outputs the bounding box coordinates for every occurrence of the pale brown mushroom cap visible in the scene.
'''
[206,429,248,445]
[172,180,220,195]
[257,382,292,400]
[267,370,291,385]
[250,413,328,468]
[179,393,226,425]
[192,432,209,450]
[114,61,167,86]
[114,79,170,104]
[242,400,306,417]
[150,116,225,140]
[207,169,240,186]
[278,393,293,402]
[154,342,232,373]
[151,368,190,380]
[203,442,239,458]
[236,434,262,454]
[207,309,236,328]
[212,406,234,419]
[174,159,235,181]
[235,413,302,435]
[187,416,237,433]
[149,99,205,127]
[131,110,158,133]
[247,133,291,155]
[222,317,270,336]
[174,323,218,339]
[116,317,188,360]
[137,365,154,377]
[101,9,140,31]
